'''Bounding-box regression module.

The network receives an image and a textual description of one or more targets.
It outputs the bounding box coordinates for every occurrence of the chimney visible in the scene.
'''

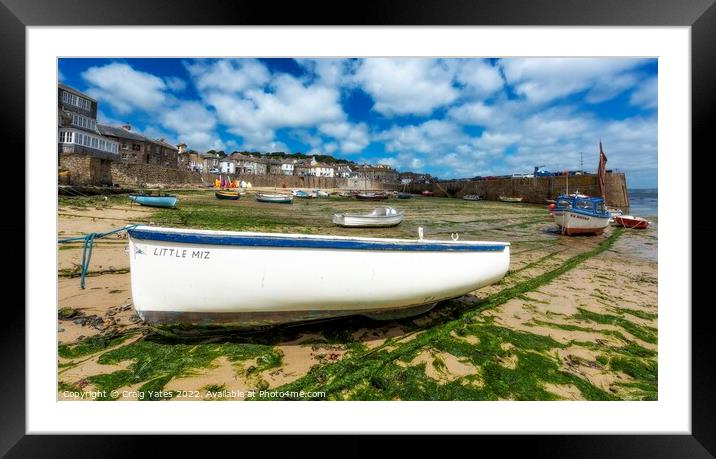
[122,123,131,131]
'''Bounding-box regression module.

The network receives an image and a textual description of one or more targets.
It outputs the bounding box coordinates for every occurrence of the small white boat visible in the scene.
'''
[256,193,293,204]
[126,226,510,326]
[313,189,330,198]
[499,196,523,202]
[333,207,404,228]
[463,195,481,201]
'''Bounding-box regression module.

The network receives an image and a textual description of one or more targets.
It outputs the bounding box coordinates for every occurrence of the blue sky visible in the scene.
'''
[58,58,658,187]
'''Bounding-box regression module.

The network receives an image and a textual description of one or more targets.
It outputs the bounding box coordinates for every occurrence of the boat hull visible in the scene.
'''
[499,196,522,202]
[127,226,510,326]
[355,193,389,201]
[129,195,178,208]
[614,215,649,229]
[551,210,611,235]
[332,214,403,227]
[215,191,240,200]
[256,194,293,204]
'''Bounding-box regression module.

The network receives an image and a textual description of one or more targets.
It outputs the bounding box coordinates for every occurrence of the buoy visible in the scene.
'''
[549,203,556,209]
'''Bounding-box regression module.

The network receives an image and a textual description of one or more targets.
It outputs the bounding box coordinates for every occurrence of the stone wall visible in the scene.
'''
[59,153,113,186]
[111,162,206,188]
[408,173,630,208]
[230,174,386,190]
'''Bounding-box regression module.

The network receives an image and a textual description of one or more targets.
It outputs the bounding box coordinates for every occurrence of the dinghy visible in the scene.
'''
[499,196,523,202]
[550,194,611,235]
[215,190,240,200]
[463,195,481,201]
[256,193,293,204]
[333,207,404,228]
[292,190,314,199]
[129,194,178,208]
[614,215,650,229]
[397,192,412,199]
[126,226,510,326]
[355,192,390,201]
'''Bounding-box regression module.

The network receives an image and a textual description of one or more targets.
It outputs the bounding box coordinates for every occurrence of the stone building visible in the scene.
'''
[98,123,178,168]
[356,165,399,184]
[57,83,119,185]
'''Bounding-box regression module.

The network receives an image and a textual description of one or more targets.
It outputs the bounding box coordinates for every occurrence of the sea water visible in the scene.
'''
[627,188,658,218]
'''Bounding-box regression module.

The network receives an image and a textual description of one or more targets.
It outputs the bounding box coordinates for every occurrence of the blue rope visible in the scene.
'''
[58,224,138,289]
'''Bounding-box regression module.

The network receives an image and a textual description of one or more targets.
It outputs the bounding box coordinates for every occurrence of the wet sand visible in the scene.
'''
[57,191,658,401]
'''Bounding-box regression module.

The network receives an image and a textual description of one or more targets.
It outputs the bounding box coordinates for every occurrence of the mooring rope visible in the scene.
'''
[58,224,138,289]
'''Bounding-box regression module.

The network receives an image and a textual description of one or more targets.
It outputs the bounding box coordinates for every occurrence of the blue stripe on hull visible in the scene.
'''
[128,229,508,252]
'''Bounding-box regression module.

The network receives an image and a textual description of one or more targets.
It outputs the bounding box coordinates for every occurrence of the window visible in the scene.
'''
[84,135,90,147]
[75,133,82,145]
[132,144,141,151]
[92,137,98,148]
[121,142,128,150]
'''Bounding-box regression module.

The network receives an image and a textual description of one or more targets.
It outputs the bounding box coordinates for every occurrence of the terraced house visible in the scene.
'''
[57,83,119,186]
[98,123,178,168]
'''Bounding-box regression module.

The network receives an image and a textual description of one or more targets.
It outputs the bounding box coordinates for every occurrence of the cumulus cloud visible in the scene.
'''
[159,101,223,152]
[499,58,647,104]
[82,62,169,114]
[353,58,459,116]
[629,77,658,109]
[185,58,270,93]
[454,59,504,97]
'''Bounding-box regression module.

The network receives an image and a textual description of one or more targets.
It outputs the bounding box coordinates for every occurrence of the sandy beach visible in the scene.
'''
[57,190,657,401]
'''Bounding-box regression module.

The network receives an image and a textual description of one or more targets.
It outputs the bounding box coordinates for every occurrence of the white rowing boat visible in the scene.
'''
[256,193,293,204]
[332,207,404,228]
[127,225,510,326]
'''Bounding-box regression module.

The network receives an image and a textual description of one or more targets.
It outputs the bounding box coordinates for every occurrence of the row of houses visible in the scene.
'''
[178,152,398,182]
[57,83,399,184]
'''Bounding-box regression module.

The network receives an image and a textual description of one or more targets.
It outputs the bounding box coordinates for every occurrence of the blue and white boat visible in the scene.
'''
[126,225,510,326]
[550,194,611,235]
[291,190,314,199]
[129,194,178,208]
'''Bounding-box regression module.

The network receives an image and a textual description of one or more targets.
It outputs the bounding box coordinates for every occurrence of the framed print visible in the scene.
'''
[3,0,713,455]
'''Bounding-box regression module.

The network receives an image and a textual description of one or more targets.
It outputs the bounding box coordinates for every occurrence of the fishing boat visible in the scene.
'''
[550,194,611,235]
[499,196,523,202]
[422,190,435,197]
[215,190,240,200]
[355,192,390,201]
[126,225,510,326]
[463,195,481,201]
[397,192,412,199]
[256,193,293,204]
[292,190,314,199]
[314,189,330,197]
[332,207,404,228]
[129,194,178,208]
[339,191,354,198]
[613,215,650,229]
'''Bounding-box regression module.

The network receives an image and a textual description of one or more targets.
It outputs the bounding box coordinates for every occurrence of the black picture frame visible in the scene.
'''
[3,0,712,456]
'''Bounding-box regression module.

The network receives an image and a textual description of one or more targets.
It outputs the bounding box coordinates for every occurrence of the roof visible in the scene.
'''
[97,124,177,150]
[58,83,97,103]
[97,124,147,142]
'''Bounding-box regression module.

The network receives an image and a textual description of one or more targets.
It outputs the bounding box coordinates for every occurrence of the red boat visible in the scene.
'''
[614,215,650,229]
[421,190,435,196]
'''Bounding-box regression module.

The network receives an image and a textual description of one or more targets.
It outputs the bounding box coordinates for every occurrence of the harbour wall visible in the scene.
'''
[404,173,630,207]
[62,158,388,190]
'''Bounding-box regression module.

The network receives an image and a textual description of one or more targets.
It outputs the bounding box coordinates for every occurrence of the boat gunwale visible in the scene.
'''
[128,226,509,251]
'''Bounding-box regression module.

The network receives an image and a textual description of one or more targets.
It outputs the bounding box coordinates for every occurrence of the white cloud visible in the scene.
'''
[159,101,222,152]
[82,62,169,114]
[295,58,353,87]
[454,59,504,97]
[378,120,468,154]
[448,102,494,125]
[354,58,459,116]
[164,76,187,92]
[185,59,270,93]
[629,77,658,109]
[500,58,647,104]
[318,121,370,153]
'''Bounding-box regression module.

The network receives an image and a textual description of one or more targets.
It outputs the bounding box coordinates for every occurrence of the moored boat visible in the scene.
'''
[499,196,523,202]
[292,190,314,199]
[421,190,435,197]
[614,215,650,229]
[256,193,293,204]
[550,194,611,235]
[332,207,404,228]
[126,225,510,326]
[129,194,178,208]
[313,189,330,197]
[463,194,481,201]
[355,192,390,201]
[397,192,412,199]
[215,190,240,200]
